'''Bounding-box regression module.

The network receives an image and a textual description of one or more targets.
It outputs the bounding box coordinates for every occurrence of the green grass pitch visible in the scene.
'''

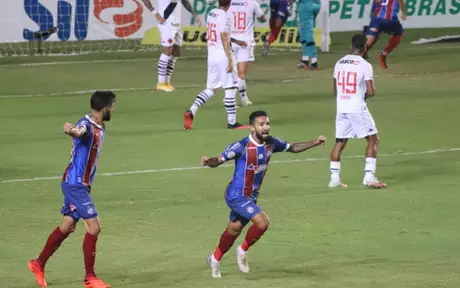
[0,28,459,288]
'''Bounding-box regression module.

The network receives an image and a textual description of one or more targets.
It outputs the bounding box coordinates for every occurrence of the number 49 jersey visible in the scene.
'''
[333,54,374,114]
[229,0,264,43]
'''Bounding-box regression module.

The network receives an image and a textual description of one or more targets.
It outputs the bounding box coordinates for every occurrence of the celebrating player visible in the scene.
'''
[229,0,265,107]
[202,110,326,278]
[142,0,201,92]
[261,0,293,56]
[364,0,407,69]
[28,91,116,288]
[296,0,321,70]
[184,0,248,130]
[329,34,386,189]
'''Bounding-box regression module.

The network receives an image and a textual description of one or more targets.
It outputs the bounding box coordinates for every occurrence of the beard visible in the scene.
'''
[255,131,269,142]
[102,110,111,121]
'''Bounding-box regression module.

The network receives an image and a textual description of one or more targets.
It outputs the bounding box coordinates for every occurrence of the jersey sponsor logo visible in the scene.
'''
[339,59,360,65]
[232,2,248,6]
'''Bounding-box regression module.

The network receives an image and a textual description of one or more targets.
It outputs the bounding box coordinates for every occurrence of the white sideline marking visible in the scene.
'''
[0,52,291,68]
[0,147,458,184]
[0,77,310,99]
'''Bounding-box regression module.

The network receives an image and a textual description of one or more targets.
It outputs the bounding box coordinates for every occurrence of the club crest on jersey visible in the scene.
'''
[247,206,254,213]
[87,206,95,215]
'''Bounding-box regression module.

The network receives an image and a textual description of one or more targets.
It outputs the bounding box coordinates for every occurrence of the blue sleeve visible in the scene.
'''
[75,118,91,138]
[271,136,290,153]
[219,140,245,162]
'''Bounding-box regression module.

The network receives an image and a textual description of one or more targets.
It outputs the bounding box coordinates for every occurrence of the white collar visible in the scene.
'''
[85,114,104,130]
[248,134,265,147]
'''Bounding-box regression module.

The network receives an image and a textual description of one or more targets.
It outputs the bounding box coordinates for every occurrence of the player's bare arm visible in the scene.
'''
[221,32,234,73]
[333,79,337,95]
[288,136,326,153]
[141,0,166,23]
[398,0,407,20]
[63,122,85,138]
[182,0,201,25]
[201,156,224,168]
[365,80,375,98]
[231,38,248,48]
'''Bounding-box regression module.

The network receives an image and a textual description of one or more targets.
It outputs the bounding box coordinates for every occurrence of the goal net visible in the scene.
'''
[0,0,330,57]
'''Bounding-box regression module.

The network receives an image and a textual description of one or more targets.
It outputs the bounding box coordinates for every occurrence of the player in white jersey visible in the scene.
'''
[229,0,265,107]
[142,0,201,92]
[183,0,249,130]
[329,34,386,189]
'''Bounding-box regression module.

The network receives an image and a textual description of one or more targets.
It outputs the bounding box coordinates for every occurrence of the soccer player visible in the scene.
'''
[364,0,407,69]
[296,0,321,70]
[329,34,386,189]
[201,110,326,277]
[28,91,116,288]
[229,0,265,107]
[142,0,201,92]
[261,0,293,56]
[183,0,248,130]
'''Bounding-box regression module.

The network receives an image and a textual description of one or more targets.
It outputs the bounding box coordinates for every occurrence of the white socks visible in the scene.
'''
[223,88,237,125]
[190,89,215,116]
[158,53,169,84]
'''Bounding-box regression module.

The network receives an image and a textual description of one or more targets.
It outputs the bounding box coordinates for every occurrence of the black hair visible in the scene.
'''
[249,110,268,125]
[218,0,231,8]
[352,34,366,53]
[90,91,116,111]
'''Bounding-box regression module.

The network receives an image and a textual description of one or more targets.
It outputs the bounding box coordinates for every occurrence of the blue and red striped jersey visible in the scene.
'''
[62,115,105,187]
[220,134,290,199]
[373,0,400,21]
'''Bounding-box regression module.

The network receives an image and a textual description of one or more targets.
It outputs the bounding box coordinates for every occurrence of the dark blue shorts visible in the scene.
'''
[226,196,262,226]
[366,17,404,36]
[61,182,98,221]
[270,0,289,23]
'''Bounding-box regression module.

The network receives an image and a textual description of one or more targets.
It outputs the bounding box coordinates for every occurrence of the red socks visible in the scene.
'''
[213,230,238,261]
[241,224,267,252]
[83,232,98,277]
[268,18,281,44]
[38,226,70,267]
[384,35,402,56]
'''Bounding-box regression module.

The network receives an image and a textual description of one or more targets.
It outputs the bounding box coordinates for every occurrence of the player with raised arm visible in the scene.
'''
[184,0,248,130]
[28,91,116,288]
[261,0,293,56]
[202,110,326,278]
[229,0,265,107]
[142,0,201,92]
[329,34,386,189]
[364,0,407,69]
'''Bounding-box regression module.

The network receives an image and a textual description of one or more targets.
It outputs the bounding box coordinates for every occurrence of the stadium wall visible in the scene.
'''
[0,0,459,44]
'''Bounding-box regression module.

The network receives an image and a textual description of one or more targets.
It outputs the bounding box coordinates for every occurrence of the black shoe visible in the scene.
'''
[311,62,319,70]
[227,122,248,129]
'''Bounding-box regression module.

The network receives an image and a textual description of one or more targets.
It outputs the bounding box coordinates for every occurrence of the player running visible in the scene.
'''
[184,0,248,130]
[364,0,407,69]
[142,0,201,92]
[329,34,386,189]
[261,0,293,56]
[296,0,321,70]
[202,110,326,278]
[229,0,265,107]
[28,91,116,288]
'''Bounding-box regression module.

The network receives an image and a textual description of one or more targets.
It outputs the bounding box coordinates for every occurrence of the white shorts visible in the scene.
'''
[249,42,255,62]
[335,110,378,139]
[158,23,182,47]
[233,44,251,63]
[206,60,238,90]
